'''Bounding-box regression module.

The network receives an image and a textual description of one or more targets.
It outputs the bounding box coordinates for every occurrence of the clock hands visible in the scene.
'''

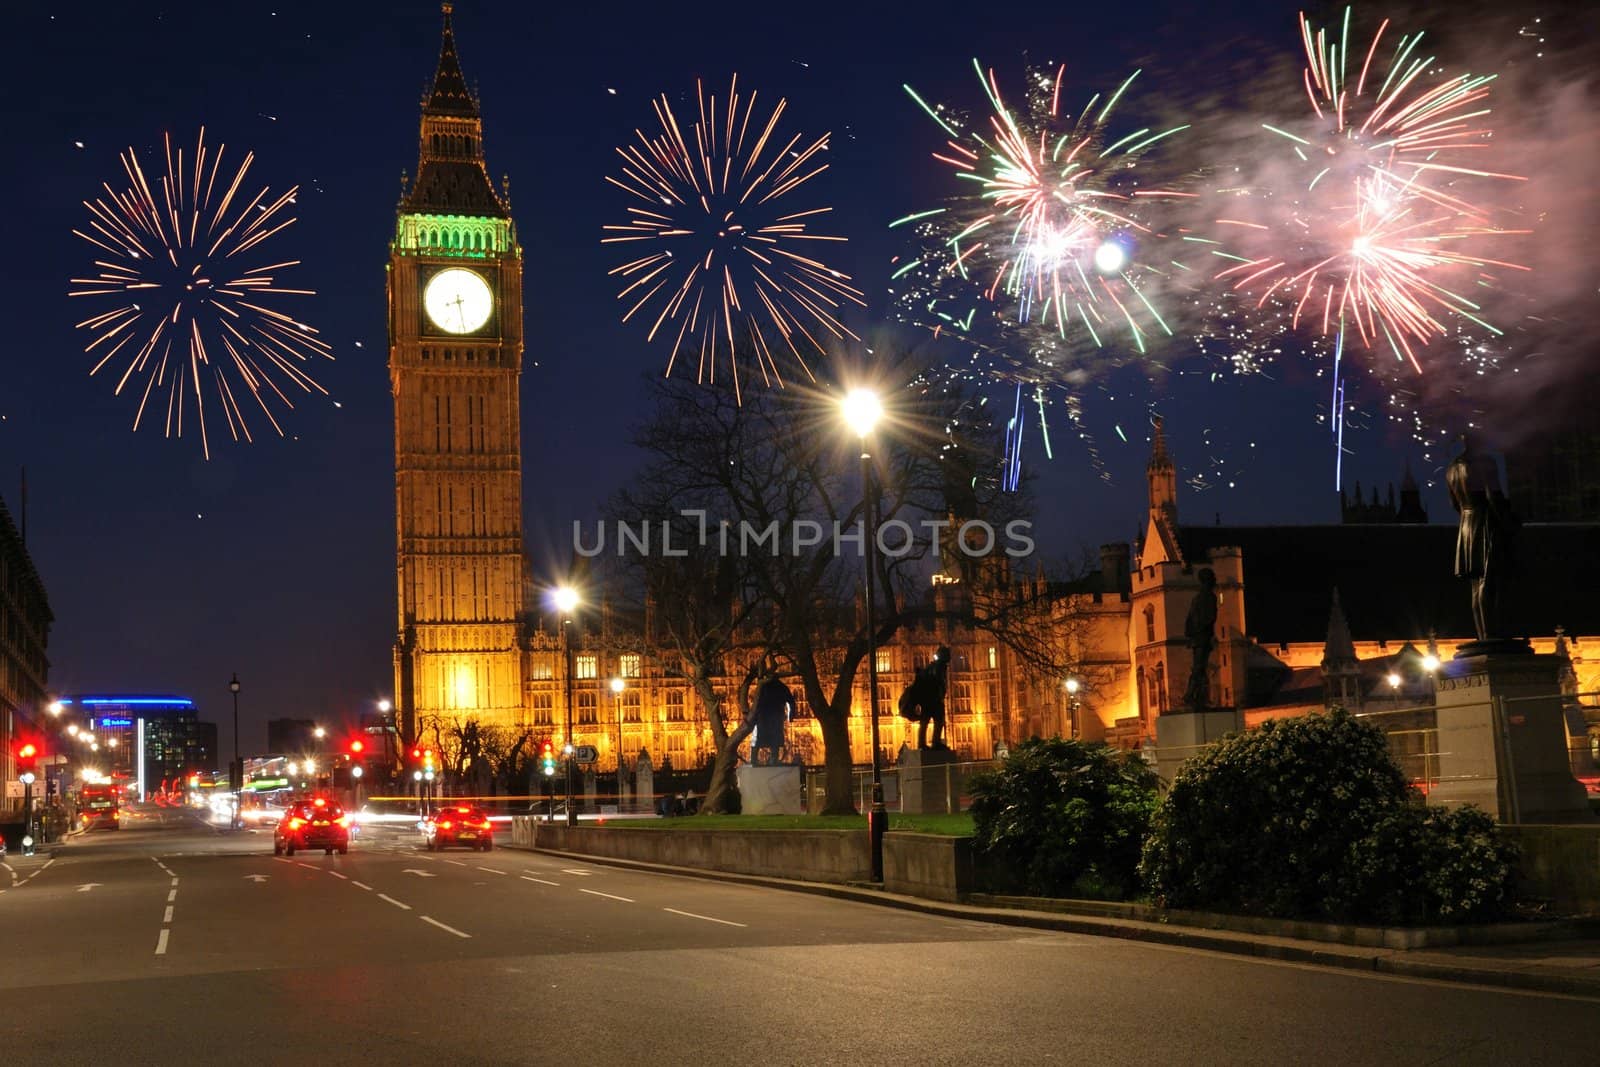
[451,292,467,332]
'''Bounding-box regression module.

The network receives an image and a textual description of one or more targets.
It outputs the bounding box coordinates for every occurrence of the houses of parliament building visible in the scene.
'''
[389,9,1600,777]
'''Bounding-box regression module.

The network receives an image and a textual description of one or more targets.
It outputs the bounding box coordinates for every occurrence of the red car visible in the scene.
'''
[274,798,350,856]
[422,805,494,851]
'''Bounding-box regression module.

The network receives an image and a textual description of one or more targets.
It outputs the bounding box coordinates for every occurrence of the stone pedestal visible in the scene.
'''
[898,745,960,815]
[1432,652,1592,823]
[1154,709,1239,789]
[736,763,804,815]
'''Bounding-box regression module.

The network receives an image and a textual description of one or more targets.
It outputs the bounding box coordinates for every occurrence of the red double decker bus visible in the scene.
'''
[79,785,120,831]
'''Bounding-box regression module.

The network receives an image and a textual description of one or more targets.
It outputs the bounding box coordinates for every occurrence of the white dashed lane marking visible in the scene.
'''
[476,866,506,876]
[155,929,169,955]
[352,881,374,891]
[579,889,634,903]
[421,915,471,939]
[663,907,748,928]
[520,876,559,886]
[378,893,412,911]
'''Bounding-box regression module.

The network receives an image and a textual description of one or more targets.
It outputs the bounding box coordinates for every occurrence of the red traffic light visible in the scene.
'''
[348,739,365,755]
[18,742,38,760]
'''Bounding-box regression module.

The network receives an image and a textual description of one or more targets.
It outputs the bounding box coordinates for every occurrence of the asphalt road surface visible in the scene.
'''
[2,805,1595,1066]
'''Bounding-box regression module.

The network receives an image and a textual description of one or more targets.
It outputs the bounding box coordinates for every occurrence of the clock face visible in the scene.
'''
[423,268,493,334]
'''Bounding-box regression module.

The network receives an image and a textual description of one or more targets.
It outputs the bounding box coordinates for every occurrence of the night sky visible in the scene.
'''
[4,2,1592,756]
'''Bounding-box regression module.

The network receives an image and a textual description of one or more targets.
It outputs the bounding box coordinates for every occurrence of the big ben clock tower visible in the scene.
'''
[389,4,526,746]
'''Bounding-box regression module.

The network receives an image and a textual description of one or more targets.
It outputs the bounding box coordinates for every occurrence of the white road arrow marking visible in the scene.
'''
[401,869,437,877]
[76,883,103,892]
[244,875,269,883]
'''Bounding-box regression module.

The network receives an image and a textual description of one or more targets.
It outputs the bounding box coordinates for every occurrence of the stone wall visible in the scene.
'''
[883,833,973,902]
[517,819,870,884]
[1504,824,1600,915]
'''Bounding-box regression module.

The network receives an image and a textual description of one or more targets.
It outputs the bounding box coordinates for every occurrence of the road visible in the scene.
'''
[1,806,1595,1066]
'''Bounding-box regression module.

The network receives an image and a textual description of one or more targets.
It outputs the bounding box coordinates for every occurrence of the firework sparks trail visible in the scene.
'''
[893,62,1192,486]
[69,129,331,459]
[896,61,1190,361]
[1213,6,1531,377]
[602,75,865,402]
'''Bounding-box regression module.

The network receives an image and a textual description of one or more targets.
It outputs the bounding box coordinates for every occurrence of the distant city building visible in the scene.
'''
[267,717,318,755]
[1339,465,1429,524]
[1506,426,1600,522]
[0,493,51,819]
[56,695,216,799]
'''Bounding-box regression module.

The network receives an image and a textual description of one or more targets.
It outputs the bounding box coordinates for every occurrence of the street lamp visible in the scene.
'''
[553,585,581,827]
[229,673,242,830]
[842,386,887,883]
[377,699,392,713]
[610,676,626,811]
[1064,677,1082,739]
[313,726,327,741]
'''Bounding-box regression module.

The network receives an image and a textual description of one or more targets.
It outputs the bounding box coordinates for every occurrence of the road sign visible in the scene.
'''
[571,745,599,765]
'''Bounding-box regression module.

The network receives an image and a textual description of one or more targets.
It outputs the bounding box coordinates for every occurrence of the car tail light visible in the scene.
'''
[337,815,351,828]
[438,820,453,829]
[288,817,305,830]
[476,820,491,829]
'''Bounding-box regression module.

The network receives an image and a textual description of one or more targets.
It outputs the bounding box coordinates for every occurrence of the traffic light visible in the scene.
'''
[16,740,39,776]
[539,740,556,777]
[348,738,365,756]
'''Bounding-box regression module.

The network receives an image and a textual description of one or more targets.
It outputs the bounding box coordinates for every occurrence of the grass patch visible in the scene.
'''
[605,812,974,836]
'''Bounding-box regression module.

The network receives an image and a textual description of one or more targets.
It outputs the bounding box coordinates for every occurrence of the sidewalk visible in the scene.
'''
[513,841,1600,999]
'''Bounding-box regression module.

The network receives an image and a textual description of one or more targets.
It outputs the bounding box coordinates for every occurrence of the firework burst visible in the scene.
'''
[69,128,331,459]
[895,61,1191,364]
[1212,7,1530,373]
[603,75,864,400]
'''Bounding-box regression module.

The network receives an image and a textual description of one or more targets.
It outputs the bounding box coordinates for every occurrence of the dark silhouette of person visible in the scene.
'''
[898,646,952,749]
[1446,433,1517,642]
[1182,568,1218,711]
[750,666,794,766]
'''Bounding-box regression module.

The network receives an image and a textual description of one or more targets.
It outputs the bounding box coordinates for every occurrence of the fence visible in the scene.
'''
[803,759,999,814]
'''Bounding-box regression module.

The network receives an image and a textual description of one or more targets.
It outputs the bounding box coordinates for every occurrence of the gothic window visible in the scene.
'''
[1136,666,1147,717]
[622,690,642,723]
[575,655,597,680]
[619,654,641,678]
[1154,663,1167,714]
[1143,605,1156,644]
[987,646,997,670]
[577,691,597,725]
[529,656,554,681]
[876,649,892,673]
[665,689,686,722]
[531,693,553,726]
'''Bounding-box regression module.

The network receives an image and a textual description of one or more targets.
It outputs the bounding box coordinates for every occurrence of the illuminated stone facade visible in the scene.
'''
[0,495,51,814]
[390,8,527,745]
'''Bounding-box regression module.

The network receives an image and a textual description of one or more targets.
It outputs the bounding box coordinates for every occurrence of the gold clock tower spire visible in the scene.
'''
[389,4,527,748]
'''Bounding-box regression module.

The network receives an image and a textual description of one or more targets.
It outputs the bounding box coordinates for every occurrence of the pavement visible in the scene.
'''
[1,804,1597,1065]
[518,842,1600,999]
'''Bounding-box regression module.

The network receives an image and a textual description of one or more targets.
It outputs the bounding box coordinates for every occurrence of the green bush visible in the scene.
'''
[1141,708,1517,924]
[969,738,1158,900]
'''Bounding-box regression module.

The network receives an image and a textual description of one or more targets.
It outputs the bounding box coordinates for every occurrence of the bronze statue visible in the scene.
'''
[1182,568,1218,710]
[1446,434,1517,642]
[749,664,794,766]
[897,646,952,749]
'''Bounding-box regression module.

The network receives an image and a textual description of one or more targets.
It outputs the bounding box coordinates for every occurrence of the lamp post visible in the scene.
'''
[611,676,626,811]
[1065,676,1081,739]
[554,586,580,826]
[842,386,887,882]
[229,673,242,830]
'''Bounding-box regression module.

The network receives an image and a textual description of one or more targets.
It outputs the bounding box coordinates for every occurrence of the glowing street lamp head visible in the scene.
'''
[48,700,63,715]
[1421,654,1440,673]
[610,677,626,694]
[377,699,392,713]
[67,724,79,737]
[313,726,326,740]
[842,387,882,438]
[1386,672,1402,689]
[553,586,580,614]
[1064,677,1081,695]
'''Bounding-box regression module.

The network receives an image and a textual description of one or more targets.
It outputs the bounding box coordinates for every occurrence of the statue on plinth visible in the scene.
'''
[749,663,794,766]
[1446,434,1520,646]
[1181,568,1218,711]
[898,645,951,749]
